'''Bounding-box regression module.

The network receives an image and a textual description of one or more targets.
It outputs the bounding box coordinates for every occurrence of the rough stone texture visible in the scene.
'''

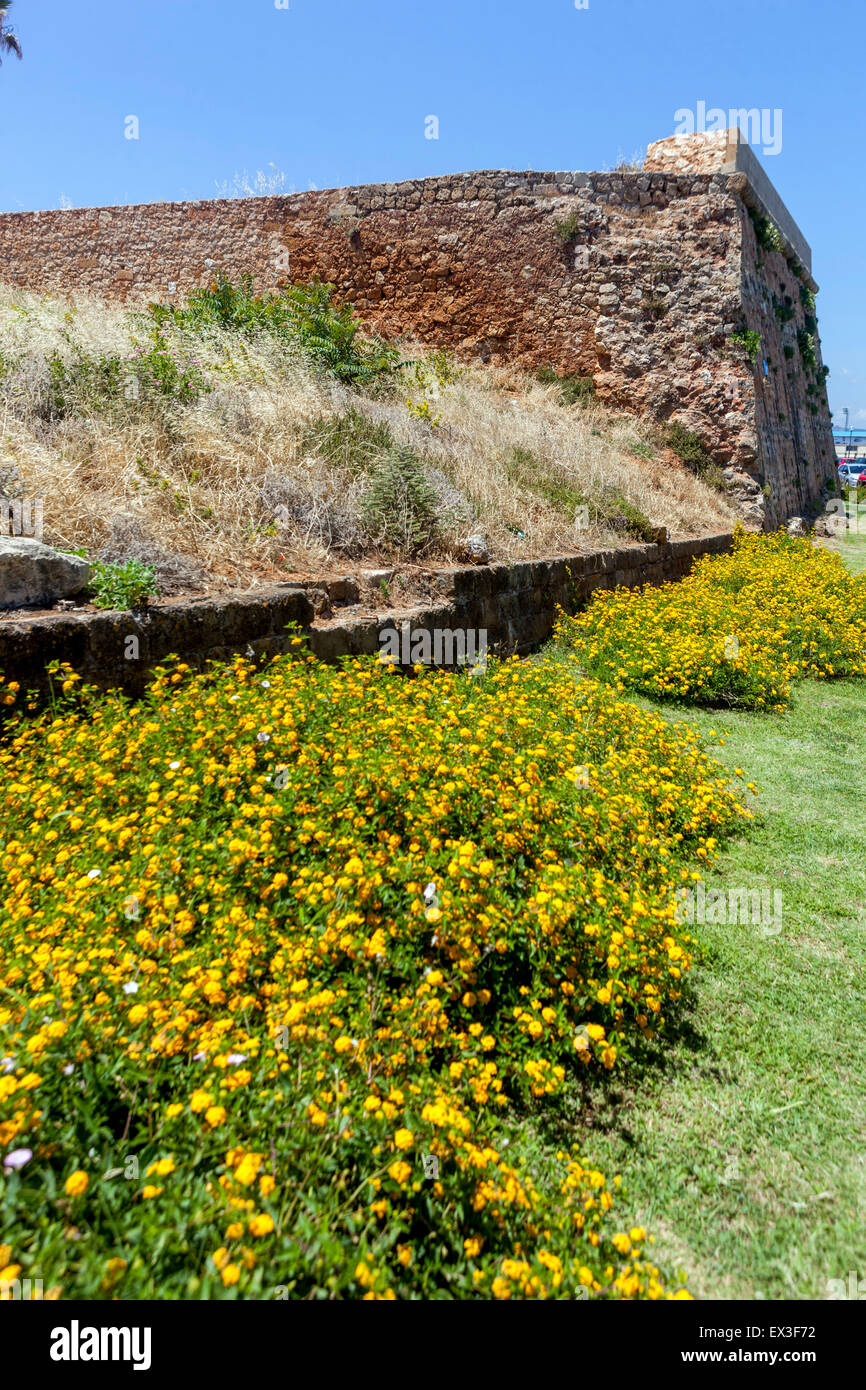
[0,133,833,528]
[646,129,811,273]
[645,131,735,179]
[0,534,732,696]
[0,537,91,610]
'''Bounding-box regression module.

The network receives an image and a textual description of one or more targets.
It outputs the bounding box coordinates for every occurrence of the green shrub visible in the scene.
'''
[149,274,401,386]
[640,294,667,322]
[89,558,158,611]
[701,464,729,493]
[749,208,782,255]
[534,367,595,407]
[602,491,656,542]
[730,330,762,364]
[797,329,818,370]
[46,348,123,416]
[663,422,717,478]
[44,330,210,419]
[553,211,582,244]
[360,447,440,554]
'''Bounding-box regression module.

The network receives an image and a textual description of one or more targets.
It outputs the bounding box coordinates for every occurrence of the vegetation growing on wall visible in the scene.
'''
[730,330,762,364]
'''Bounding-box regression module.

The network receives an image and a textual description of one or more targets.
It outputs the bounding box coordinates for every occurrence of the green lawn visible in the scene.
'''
[539,541,866,1299]
[824,523,866,576]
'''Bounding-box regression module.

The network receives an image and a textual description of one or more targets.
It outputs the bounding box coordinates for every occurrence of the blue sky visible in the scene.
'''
[1,0,863,424]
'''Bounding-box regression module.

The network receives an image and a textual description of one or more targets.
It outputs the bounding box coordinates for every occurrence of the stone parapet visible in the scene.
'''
[0,534,734,697]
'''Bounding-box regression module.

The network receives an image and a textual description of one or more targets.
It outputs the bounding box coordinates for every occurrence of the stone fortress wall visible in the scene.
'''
[0,129,834,527]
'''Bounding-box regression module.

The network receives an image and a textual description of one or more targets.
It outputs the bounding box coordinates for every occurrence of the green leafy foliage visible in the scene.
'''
[730,330,762,364]
[552,211,582,244]
[749,208,783,255]
[303,409,397,476]
[664,422,718,479]
[44,330,210,419]
[639,294,667,322]
[149,273,401,385]
[89,558,158,611]
[505,445,585,515]
[797,329,818,370]
[599,487,656,543]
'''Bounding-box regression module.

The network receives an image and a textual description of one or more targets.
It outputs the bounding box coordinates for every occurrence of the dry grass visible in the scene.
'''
[0,284,738,593]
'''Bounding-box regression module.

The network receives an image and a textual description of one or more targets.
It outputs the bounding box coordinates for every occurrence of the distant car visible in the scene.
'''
[837,461,866,488]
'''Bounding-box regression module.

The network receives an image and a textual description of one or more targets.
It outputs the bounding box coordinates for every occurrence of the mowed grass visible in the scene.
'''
[825,520,866,576]
[538,540,866,1299]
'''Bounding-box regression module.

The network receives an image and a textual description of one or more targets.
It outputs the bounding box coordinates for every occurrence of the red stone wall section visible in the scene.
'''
[0,163,834,526]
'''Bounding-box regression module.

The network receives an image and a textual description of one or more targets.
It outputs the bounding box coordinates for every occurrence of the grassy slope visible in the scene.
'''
[0,284,736,586]
[547,535,866,1299]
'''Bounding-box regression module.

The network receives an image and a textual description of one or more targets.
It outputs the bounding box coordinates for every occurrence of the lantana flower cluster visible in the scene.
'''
[0,647,749,1299]
[557,528,866,710]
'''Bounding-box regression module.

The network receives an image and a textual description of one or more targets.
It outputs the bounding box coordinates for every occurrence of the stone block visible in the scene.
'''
[0,538,90,610]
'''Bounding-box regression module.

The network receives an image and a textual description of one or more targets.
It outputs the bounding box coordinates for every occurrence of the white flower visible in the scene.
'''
[169,760,181,770]
[260,680,271,688]
[3,1147,33,1171]
[193,1051,206,1061]
[122,981,139,995]
[1,1056,15,1074]
[87,868,101,880]
[62,1064,75,1076]
[257,731,270,743]
[226,1053,248,1066]
[423,882,438,902]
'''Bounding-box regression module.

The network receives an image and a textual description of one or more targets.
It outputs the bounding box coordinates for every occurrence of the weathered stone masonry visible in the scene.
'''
[0,131,834,527]
[0,532,732,697]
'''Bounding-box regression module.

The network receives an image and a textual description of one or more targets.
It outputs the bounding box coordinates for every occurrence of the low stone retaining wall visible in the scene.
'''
[0,533,733,697]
